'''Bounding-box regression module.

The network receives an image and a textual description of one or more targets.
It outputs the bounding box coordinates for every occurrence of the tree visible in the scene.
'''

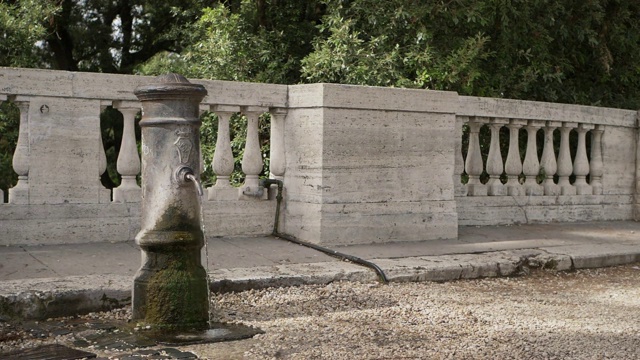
[0,0,59,68]
[41,0,209,74]
[300,0,489,90]
[139,1,324,83]
[299,0,640,109]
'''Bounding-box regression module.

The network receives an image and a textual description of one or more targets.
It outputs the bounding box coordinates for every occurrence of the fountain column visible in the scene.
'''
[132,74,209,331]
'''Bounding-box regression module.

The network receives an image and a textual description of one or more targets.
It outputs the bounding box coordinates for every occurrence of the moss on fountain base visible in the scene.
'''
[132,246,209,331]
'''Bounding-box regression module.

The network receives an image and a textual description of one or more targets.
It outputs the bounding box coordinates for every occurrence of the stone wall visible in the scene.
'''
[455,96,637,226]
[0,67,638,246]
[0,68,286,245]
[283,84,459,244]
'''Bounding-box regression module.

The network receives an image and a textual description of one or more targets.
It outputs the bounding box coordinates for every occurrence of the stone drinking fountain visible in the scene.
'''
[132,73,209,331]
[131,74,261,343]
[1,74,261,359]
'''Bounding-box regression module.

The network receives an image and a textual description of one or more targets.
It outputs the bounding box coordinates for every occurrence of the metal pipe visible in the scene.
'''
[185,173,204,197]
[259,179,388,284]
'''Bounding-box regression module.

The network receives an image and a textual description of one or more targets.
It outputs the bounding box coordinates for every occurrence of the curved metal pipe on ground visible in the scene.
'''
[260,179,389,284]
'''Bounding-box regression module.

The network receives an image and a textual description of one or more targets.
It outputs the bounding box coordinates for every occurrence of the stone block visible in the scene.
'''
[27,97,107,205]
[284,84,459,245]
[319,201,458,245]
[112,186,140,203]
[0,203,138,245]
[207,187,238,201]
[202,199,276,237]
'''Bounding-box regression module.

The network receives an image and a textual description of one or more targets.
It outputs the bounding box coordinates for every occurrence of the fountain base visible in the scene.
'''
[0,314,263,358]
[142,322,264,346]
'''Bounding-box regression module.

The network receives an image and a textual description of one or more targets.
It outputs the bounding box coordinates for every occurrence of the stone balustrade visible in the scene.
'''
[0,68,286,245]
[456,96,637,225]
[0,67,638,245]
[460,118,603,197]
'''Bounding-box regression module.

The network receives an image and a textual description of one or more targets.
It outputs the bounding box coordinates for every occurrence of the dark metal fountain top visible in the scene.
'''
[134,73,207,101]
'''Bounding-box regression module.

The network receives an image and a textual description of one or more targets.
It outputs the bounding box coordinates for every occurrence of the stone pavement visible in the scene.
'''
[1,221,640,319]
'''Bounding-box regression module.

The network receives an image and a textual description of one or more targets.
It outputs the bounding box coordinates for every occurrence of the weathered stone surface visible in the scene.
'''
[26,97,107,205]
[132,74,209,330]
[458,95,636,128]
[284,84,459,245]
[0,67,638,246]
[0,200,277,246]
[457,195,635,226]
[0,203,139,245]
[0,67,287,107]
[0,275,131,320]
[210,262,374,293]
[319,201,458,245]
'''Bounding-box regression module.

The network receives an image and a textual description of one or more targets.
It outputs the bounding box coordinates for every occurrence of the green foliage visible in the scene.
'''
[459,0,640,109]
[200,111,271,188]
[300,0,490,90]
[138,1,321,84]
[0,0,59,67]
[0,102,19,200]
[0,0,207,73]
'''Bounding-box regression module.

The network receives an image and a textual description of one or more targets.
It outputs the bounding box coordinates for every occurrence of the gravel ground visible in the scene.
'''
[2,265,640,359]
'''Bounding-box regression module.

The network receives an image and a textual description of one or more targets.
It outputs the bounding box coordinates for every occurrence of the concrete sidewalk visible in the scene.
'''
[2,221,640,319]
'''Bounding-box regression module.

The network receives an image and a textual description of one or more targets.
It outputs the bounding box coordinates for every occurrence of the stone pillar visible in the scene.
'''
[9,99,30,204]
[540,121,560,195]
[207,105,239,201]
[590,125,604,195]
[132,73,209,331]
[113,104,141,203]
[486,119,507,196]
[573,123,593,195]
[522,120,544,196]
[269,108,287,181]
[239,106,268,198]
[504,119,525,196]
[557,122,577,195]
[284,84,459,245]
[465,118,487,196]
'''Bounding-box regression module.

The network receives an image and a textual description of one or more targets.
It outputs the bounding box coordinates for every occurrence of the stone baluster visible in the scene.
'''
[505,119,525,196]
[540,122,560,195]
[522,120,544,195]
[454,116,468,197]
[112,104,141,202]
[269,108,287,181]
[557,122,577,195]
[486,118,508,196]
[0,96,4,202]
[590,125,605,195]
[240,106,268,198]
[573,123,594,195]
[9,98,30,204]
[207,105,239,201]
[199,104,209,175]
[464,117,487,196]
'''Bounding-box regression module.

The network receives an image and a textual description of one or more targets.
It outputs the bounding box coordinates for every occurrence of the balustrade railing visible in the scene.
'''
[204,104,286,201]
[10,98,30,204]
[0,69,287,207]
[0,68,637,245]
[459,117,606,197]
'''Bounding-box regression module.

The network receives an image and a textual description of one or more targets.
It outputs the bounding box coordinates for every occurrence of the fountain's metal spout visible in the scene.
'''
[185,173,204,197]
[174,166,204,197]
